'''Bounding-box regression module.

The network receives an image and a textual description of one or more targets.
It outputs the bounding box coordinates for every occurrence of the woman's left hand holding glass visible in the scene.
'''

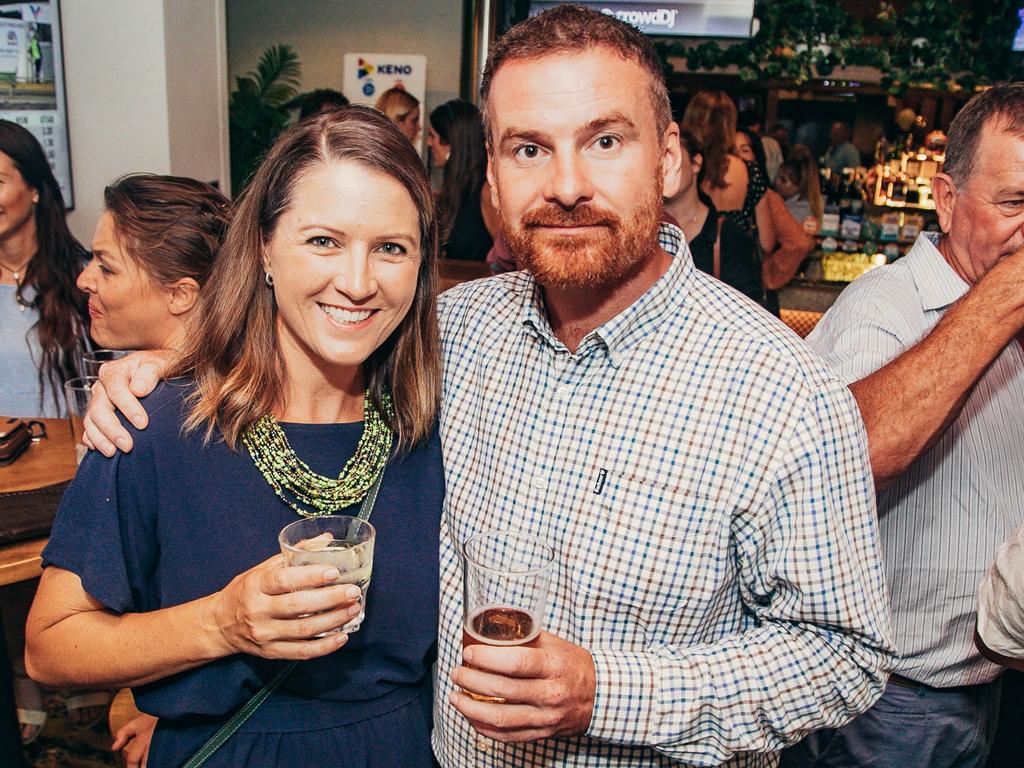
[206,553,363,660]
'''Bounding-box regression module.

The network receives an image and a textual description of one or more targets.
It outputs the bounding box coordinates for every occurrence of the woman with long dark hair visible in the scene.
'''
[0,119,88,417]
[664,128,762,305]
[682,93,811,314]
[426,99,497,261]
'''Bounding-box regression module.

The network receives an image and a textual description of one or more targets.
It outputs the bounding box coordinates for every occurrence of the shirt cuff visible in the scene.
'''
[585,649,660,745]
[977,555,1024,659]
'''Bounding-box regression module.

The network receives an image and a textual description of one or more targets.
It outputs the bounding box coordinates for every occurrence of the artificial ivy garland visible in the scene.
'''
[242,392,393,518]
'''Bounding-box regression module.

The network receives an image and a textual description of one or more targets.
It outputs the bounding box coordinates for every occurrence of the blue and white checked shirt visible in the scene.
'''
[433,224,894,767]
[807,232,1024,687]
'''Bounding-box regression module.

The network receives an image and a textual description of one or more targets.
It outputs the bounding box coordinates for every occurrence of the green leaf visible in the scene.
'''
[228,44,304,193]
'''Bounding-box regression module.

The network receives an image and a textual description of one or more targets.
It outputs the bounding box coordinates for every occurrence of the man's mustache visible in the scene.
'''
[521,205,620,229]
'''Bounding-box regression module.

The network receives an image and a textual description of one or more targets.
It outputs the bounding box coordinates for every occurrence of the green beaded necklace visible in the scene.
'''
[242,392,393,518]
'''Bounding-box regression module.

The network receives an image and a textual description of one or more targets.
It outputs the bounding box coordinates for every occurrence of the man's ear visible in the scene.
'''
[661,121,683,198]
[931,172,956,235]
[167,278,201,317]
[486,154,500,212]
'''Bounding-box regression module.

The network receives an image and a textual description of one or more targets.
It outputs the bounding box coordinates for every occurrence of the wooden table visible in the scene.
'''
[0,417,76,586]
[0,417,75,765]
[439,258,492,292]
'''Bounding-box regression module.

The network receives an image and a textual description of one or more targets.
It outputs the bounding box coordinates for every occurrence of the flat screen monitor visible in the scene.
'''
[0,1,72,207]
[1014,6,1024,52]
[529,1,756,38]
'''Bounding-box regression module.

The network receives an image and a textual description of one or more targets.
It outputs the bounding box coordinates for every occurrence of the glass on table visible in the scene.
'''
[279,516,376,634]
[63,376,98,464]
[461,530,555,702]
[80,349,135,378]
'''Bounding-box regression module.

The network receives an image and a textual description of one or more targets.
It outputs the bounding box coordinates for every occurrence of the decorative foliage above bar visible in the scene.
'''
[655,0,1023,93]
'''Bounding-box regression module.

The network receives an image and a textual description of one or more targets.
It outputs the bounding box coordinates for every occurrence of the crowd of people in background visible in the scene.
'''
[2,5,1023,768]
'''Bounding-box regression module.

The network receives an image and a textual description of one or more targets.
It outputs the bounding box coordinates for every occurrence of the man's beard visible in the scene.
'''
[503,181,664,291]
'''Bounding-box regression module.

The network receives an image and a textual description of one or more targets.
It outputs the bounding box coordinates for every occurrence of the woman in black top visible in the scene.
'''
[664,127,764,306]
[426,100,497,261]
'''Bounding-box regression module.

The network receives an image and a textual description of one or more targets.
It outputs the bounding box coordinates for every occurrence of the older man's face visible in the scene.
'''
[939,121,1024,283]
[485,48,681,290]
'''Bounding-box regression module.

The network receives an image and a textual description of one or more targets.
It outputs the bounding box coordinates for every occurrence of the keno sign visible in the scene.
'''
[343,53,427,152]
[343,52,426,108]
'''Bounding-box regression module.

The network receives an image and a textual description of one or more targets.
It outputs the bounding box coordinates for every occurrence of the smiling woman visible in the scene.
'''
[25,106,444,768]
[0,120,89,418]
[264,161,422,400]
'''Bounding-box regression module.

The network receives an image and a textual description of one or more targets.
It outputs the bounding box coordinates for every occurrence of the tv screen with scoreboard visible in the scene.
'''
[529,1,756,38]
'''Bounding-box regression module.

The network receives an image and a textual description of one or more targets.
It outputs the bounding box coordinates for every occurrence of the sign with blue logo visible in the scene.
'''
[343,53,427,151]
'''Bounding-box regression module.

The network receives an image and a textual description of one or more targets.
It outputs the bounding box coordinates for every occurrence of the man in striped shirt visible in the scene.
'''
[434,5,893,766]
[786,83,1024,767]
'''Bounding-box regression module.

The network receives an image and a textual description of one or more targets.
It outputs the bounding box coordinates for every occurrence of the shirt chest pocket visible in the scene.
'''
[569,472,727,625]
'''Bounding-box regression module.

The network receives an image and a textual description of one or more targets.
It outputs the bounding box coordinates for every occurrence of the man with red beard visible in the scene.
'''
[80,6,893,767]
[433,6,893,766]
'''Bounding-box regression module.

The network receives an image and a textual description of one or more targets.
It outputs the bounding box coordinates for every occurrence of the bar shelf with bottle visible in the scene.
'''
[870,129,948,211]
[803,156,939,285]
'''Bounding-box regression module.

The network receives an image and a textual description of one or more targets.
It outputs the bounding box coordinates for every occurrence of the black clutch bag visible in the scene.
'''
[0,418,45,466]
[0,479,69,545]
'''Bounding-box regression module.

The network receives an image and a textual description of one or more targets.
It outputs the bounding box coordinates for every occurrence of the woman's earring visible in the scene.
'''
[264,271,274,288]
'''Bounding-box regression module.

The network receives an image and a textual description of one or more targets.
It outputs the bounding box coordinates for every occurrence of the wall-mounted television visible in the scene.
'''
[529,1,756,38]
[1014,6,1024,52]
[0,1,72,207]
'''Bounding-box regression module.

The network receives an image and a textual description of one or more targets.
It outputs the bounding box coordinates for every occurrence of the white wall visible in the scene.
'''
[60,0,228,244]
[225,0,463,124]
[164,0,231,193]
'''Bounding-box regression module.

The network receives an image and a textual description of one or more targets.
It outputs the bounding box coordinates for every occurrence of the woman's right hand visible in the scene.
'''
[112,713,158,768]
[207,553,363,660]
[82,350,172,456]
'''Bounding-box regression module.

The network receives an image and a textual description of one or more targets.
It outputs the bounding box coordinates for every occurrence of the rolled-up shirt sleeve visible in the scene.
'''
[805,273,921,384]
[977,523,1024,659]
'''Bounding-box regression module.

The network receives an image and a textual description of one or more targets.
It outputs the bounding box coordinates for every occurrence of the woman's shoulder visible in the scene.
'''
[725,154,749,182]
[120,379,198,451]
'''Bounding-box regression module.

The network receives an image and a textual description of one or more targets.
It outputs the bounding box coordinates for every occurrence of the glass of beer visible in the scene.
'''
[462,530,555,702]
[279,516,375,634]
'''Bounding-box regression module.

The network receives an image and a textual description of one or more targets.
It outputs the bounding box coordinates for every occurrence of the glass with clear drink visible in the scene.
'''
[63,376,98,464]
[80,349,134,377]
[279,516,375,634]
[462,530,554,702]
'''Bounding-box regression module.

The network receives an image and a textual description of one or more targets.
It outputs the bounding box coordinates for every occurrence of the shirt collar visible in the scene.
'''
[517,222,693,367]
[906,232,970,312]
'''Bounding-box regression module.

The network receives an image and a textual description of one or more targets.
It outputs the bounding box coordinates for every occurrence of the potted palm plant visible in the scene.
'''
[229,44,303,193]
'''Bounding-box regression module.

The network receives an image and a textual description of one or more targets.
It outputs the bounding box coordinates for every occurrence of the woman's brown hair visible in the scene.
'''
[103,174,229,289]
[681,91,737,190]
[170,106,441,453]
[782,145,824,221]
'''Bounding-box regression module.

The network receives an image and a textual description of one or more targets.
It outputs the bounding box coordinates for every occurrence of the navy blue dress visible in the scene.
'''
[42,382,444,767]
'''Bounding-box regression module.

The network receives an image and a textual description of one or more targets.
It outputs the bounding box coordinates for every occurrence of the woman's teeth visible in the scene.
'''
[318,304,373,323]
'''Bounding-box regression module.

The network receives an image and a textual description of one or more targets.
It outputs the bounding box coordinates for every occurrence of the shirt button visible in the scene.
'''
[531,474,545,489]
[476,738,490,752]
[556,385,571,400]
